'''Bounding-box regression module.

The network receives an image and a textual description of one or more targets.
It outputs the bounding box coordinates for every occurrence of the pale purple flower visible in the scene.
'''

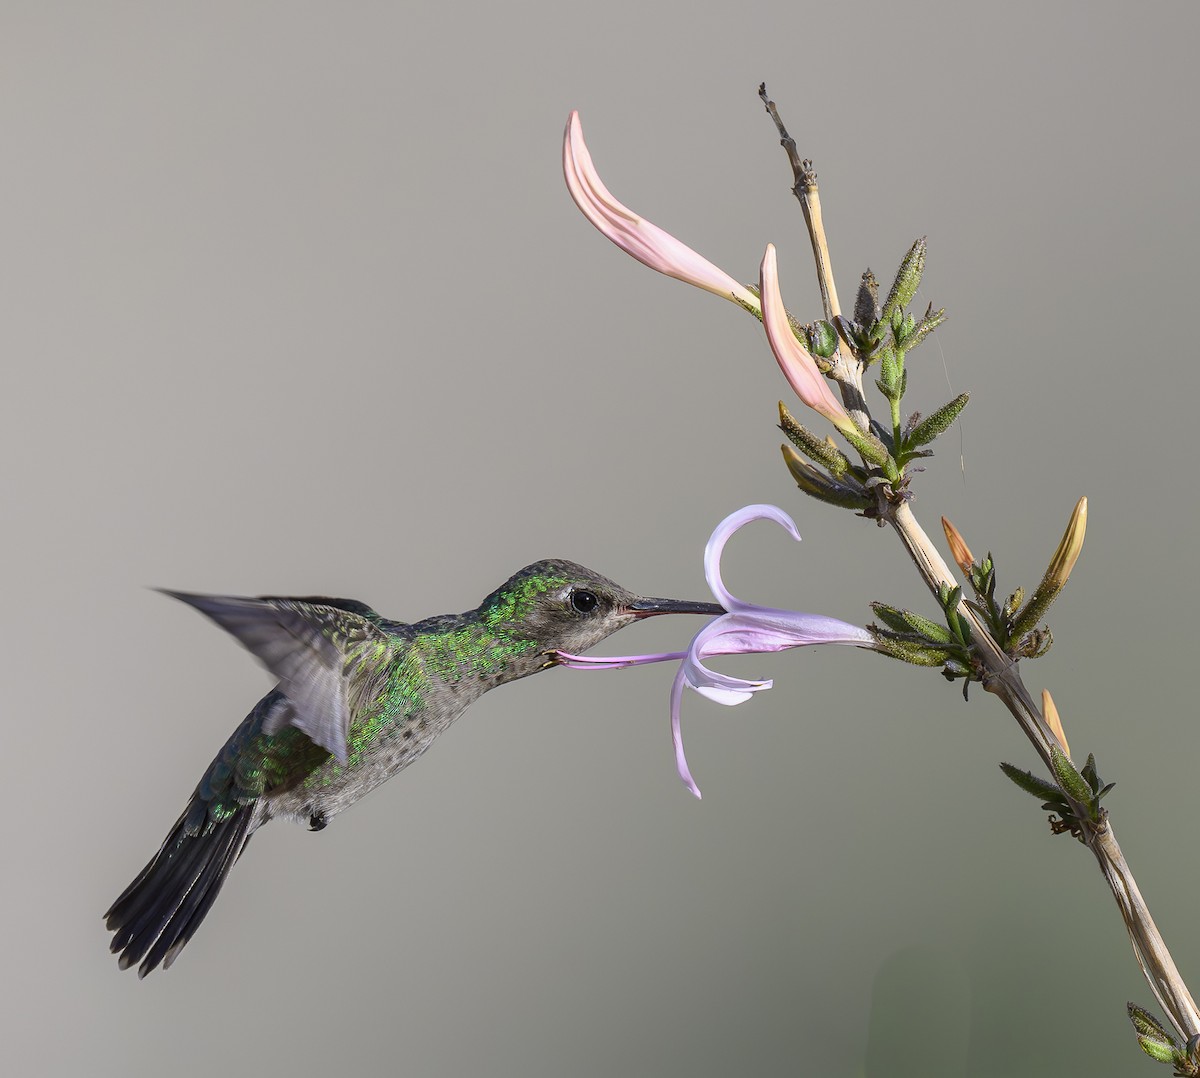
[760,245,857,437]
[564,111,760,312]
[556,505,877,798]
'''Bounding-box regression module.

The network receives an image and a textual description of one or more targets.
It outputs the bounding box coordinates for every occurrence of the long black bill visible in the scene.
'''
[626,597,725,619]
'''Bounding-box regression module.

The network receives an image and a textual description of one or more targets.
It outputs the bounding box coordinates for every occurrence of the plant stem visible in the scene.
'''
[888,503,1200,1039]
[761,85,1200,1042]
[759,84,870,434]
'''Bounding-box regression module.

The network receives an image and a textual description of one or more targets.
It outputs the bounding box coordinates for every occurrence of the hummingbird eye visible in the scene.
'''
[569,589,599,614]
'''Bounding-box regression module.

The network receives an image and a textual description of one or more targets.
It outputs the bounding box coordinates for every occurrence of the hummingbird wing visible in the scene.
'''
[258,595,385,623]
[159,590,392,764]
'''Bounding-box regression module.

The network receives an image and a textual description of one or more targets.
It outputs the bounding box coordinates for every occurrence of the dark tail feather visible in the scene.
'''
[104,804,256,977]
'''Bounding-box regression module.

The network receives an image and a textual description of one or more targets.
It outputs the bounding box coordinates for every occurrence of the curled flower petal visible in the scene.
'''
[669,666,701,798]
[672,505,876,796]
[564,112,760,312]
[554,505,877,800]
[760,245,856,436]
[704,503,801,611]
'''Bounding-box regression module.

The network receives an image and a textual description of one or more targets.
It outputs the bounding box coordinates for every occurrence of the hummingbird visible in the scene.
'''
[105,560,722,977]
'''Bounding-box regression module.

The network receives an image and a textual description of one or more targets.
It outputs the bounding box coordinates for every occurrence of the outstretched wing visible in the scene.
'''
[160,590,392,764]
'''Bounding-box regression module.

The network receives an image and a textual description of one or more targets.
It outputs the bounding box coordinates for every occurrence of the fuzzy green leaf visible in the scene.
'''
[903,307,947,351]
[840,425,894,470]
[876,608,953,643]
[880,238,927,325]
[779,402,851,477]
[938,583,963,612]
[870,603,918,634]
[1050,745,1094,810]
[1136,1035,1178,1064]
[1128,1003,1173,1043]
[873,637,955,667]
[999,762,1065,804]
[782,447,872,510]
[907,393,970,447]
[878,349,902,400]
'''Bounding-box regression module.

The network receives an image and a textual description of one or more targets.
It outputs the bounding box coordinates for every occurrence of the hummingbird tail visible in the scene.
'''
[104,801,257,977]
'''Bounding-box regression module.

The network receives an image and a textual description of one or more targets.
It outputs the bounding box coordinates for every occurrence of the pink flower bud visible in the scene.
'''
[760,244,855,436]
[564,112,759,311]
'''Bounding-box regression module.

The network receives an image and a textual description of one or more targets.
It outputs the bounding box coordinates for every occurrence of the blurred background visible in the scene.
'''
[4,2,1198,1075]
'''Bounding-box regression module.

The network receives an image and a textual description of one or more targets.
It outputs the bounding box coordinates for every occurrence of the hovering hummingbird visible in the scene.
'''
[105,560,722,977]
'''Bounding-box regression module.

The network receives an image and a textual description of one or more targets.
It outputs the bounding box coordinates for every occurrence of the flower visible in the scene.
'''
[555,504,877,798]
[563,111,760,312]
[759,245,856,437]
[564,114,858,439]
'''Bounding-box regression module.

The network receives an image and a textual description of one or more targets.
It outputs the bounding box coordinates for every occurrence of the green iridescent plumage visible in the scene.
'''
[105,561,723,977]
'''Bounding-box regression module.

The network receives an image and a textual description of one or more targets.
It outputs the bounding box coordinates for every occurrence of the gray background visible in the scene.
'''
[5,2,1198,1075]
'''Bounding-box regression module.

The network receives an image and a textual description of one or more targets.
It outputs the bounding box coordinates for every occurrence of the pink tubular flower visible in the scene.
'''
[760,244,857,437]
[555,505,877,798]
[564,111,760,312]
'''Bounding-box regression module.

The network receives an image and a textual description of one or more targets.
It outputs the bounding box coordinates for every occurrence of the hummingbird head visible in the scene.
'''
[481,559,724,656]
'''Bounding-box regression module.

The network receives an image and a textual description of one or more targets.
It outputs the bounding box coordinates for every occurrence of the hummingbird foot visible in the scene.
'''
[308,811,328,832]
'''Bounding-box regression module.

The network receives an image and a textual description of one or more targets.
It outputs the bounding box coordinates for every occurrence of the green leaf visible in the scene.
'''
[1128,1003,1173,1043]
[779,402,851,477]
[1136,1035,1178,1064]
[906,393,970,447]
[782,446,872,510]
[873,637,955,667]
[1080,753,1098,791]
[938,584,963,611]
[999,762,1064,803]
[880,238,927,326]
[870,603,918,634]
[895,609,954,643]
[840,425,894,470]
[1050,745,1094,810]
[878,349,902,399]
